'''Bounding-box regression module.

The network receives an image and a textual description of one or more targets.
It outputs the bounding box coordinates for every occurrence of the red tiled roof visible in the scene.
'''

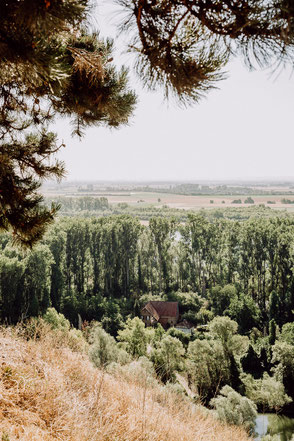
[142,301,179,320]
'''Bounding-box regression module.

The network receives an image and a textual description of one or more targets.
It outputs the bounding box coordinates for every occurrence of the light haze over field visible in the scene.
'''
[55,2,294,182]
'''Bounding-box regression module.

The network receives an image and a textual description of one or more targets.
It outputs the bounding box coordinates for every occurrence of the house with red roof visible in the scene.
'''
[140,301,179,329]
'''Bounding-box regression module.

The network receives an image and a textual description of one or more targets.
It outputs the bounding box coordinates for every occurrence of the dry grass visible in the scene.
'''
[0,326,252,441]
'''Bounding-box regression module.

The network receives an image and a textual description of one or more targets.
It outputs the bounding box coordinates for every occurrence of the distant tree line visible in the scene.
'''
[45,196,110,213]
[44,195,294,223]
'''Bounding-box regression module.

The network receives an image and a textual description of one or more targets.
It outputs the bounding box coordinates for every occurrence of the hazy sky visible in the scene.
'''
[54,2,294,182]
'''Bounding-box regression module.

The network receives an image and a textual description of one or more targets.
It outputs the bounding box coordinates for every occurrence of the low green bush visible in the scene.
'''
[210,385,257,433]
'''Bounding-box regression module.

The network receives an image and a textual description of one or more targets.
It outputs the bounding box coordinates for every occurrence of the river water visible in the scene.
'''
[255,414,294,440]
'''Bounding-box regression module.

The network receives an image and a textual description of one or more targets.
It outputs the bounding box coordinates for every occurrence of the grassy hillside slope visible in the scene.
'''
[0,327,251,441]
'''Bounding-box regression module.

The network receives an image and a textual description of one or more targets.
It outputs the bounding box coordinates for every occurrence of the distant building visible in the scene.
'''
[174,319,194,335]
[141,301,179,329]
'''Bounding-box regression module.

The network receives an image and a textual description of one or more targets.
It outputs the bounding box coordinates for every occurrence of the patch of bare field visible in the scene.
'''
[0,327,251,441]
[42,186,294,211]
[106,192,294,210]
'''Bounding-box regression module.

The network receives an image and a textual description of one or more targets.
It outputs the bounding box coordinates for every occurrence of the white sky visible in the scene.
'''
[53,2,294,182]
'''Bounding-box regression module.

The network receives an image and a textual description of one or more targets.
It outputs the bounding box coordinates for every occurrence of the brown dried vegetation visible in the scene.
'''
[0,325,251,441]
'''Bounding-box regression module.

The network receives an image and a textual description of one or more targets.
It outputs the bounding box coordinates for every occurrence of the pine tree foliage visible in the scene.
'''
[117,0,294,103]
[0,0,136,246]
[0,131,63,247]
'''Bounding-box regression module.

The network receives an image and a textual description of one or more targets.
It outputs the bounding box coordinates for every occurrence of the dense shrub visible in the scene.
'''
[210,385,257,433]
[242,373,292,412]
[89,324,129,368]
[43,307,70,331]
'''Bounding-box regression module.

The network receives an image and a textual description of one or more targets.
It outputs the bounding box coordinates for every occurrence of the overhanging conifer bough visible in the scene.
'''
[0,0,136,246]
[118,0,294,103]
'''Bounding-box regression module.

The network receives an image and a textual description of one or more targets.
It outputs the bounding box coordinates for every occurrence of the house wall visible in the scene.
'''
[141,312,156,326]
[159,316,177,326]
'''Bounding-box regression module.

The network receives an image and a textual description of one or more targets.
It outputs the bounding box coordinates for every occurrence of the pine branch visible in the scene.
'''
[0,2,136,245]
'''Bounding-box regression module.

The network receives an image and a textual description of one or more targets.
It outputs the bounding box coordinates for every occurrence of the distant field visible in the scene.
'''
[99,192,294,211]
[42,182,294,212]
